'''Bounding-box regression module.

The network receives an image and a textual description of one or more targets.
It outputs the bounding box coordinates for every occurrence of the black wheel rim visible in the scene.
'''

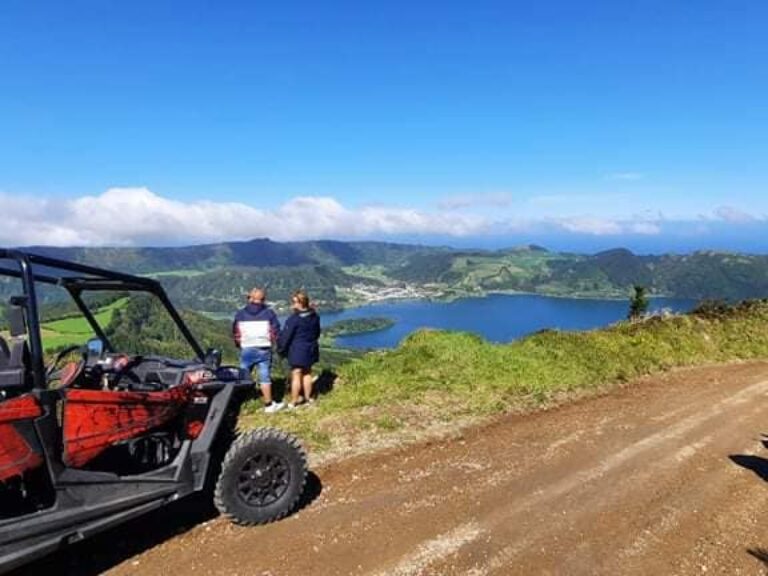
[236,452,291,507]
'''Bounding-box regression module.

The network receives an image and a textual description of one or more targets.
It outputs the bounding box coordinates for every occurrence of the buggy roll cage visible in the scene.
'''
[0,249,206,390]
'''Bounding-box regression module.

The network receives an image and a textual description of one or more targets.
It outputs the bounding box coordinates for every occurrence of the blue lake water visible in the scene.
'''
[319,294,696,349]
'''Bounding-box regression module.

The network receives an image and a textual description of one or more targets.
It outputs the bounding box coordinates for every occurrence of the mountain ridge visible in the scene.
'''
[3,239,768,314]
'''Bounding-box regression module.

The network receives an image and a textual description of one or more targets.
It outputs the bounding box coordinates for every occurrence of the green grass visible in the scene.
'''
[242,300,768,455]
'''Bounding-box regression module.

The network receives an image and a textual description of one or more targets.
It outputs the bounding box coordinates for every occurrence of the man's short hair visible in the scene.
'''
[248,288,266,303]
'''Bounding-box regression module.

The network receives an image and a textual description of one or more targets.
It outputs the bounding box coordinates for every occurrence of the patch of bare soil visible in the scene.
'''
[16,361,768,575]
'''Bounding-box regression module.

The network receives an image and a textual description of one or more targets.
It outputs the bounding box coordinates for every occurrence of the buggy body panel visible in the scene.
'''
[0,394,44,482]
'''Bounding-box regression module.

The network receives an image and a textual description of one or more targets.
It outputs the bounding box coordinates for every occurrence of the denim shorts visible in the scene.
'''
[240,347,272,385]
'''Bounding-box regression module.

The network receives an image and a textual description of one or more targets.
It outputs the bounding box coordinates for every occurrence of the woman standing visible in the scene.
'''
[278,290,321,408]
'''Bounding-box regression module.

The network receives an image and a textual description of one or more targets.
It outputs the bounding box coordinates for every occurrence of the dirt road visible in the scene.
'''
[19,361,768,575]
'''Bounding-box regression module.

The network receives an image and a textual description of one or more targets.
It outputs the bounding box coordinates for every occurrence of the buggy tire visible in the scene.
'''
[214,428,307,525]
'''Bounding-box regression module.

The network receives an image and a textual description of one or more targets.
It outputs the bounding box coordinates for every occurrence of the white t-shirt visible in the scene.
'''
[238,320,272,348]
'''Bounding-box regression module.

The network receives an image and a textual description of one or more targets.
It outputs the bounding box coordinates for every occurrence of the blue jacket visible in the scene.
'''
[277,309,321,368]
[233,303,280,349]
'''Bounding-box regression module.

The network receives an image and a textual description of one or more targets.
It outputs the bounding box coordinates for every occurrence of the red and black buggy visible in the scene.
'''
[0,250,308,573]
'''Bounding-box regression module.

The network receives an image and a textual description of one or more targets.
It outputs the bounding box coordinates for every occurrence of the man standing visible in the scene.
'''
[233,288,282,413]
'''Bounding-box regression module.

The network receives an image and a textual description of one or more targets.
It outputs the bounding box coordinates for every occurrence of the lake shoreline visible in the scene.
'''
[323,293,696,350]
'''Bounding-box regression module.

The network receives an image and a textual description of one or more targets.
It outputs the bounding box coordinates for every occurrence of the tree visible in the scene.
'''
[628,285,650,320]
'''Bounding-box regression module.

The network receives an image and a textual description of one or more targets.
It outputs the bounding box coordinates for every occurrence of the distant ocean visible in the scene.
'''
[320,293,695,349]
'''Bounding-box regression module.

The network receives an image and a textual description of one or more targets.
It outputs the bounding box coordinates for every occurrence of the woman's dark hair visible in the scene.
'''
[292,290,310,309]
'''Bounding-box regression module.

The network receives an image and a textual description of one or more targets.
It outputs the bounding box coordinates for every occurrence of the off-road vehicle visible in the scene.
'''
[0,250,308,573]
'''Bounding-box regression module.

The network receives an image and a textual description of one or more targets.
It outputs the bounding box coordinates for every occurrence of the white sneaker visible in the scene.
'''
[264,402,284,414]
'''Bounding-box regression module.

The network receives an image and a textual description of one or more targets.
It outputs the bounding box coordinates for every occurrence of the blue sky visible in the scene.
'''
[1,1,767,252]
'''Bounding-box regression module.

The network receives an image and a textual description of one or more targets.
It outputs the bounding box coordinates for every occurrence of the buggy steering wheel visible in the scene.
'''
[46,344,86,386]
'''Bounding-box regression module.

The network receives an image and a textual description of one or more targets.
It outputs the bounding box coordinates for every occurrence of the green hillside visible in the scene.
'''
[156,264,362,314]
[245,300,768,452]
[104,295,240,361]
[387,247,768,300]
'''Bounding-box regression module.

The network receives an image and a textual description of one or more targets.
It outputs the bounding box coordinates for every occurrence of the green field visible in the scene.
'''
[340,264,391,283]
[40,298,129,351]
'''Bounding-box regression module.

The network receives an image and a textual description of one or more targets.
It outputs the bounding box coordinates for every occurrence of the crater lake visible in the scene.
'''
[320,294,695,349]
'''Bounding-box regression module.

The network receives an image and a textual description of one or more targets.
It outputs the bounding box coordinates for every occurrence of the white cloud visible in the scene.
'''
[0,187,490,246]
[713,205,758,223]
[543,216,663,237]
[627,221,662,235]
[557,217,624,236]
[10,187,755,247]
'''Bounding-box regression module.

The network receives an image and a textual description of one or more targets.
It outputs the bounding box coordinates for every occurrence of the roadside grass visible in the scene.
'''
[241,300,768,460]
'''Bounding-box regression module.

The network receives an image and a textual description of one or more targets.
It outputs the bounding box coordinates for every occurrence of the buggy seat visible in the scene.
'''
[0,301,32,391]
[0,337,30,390]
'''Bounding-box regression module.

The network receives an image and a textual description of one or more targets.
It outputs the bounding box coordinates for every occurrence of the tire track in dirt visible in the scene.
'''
[19,361,768,576]
[380,372,768,575]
